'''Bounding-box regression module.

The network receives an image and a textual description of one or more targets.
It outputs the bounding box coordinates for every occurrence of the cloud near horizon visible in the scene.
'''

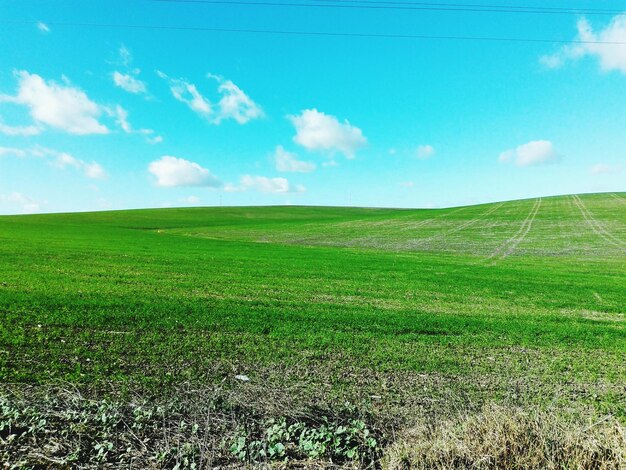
[0,192,42,213]
[1,146,106,179]
[148,156,221,188]
[51,152,107,179]
[34,147,107,179]
[274,145,316,173]
[225,175,305,194]
[0,147,27,157]
[499,140,560,167]
[590,163,623,175]
[289,109,367,158]
[416,144,435,159]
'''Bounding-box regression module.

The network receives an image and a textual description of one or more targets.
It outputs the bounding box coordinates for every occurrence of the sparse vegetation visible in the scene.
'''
[0,384,383,468]
[1,193,624,467]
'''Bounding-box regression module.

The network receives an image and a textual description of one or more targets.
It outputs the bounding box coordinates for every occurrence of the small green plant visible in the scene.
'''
[230,416,380,465]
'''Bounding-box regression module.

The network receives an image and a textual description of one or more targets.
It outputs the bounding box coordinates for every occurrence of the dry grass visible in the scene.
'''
[383,404,626,470]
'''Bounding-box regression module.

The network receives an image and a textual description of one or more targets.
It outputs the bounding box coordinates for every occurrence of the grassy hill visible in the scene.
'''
[1,193,625,467]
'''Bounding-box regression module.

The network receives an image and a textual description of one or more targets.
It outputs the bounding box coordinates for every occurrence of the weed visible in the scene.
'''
[230,416,381,465]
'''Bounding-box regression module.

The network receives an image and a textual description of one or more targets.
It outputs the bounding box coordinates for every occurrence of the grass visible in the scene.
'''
[0,192,625,467]
[383,404,626,469]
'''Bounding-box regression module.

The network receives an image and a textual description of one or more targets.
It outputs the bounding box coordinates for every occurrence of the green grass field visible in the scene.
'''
[1,192,625,467]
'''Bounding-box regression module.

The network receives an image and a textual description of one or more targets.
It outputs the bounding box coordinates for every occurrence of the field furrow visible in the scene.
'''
[612,193,626,205]
[485,197,542,261]
[572,195,626,250]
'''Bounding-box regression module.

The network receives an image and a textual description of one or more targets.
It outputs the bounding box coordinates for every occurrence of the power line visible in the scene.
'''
[150,0,626,15]
[4,20,626,45]
[312,0,626,15]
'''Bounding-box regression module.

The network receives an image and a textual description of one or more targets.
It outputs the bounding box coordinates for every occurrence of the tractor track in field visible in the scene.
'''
[329,206,467,232]
[485,198,542,262]
[611,193,626,205]
[572,195,626,250]
[395,205,471,233]
[406,202,505,249]
[449,202,505,233]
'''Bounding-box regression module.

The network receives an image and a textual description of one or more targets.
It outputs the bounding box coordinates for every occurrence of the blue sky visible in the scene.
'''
[0,1,625,214]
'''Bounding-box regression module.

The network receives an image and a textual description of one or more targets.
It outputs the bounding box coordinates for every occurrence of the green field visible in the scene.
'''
[1,192,625,467]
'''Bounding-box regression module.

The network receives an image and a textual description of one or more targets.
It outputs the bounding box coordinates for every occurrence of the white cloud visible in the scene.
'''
[181,196,201,205]
[590,163,623,175]
[416,144,435,159]
[119,45,132,67]
[111,46,148,95]
[1,146,106,179]
[113,105,133,133]
[97,198,112,209]
[53,151,81,169]
[274,145,315,173]
[0,192,41,213]
[148,156,221,188]
[111,105,160,142]
[289,108,366,158]
[541,15,626,74]
[0,121,41,136]
[226,175,305,193]
[112,71,147,94]
[113,105,150,134]
[83,162,107,179]
[499,140,560,167]
[0,147,27,157]
[539,53,569,69]
[157,71,213,118]
[36,22,50,33]
[210,74,263,124]
[1,70,155,138]
[399,181,415,188]
[0,71,108,135]
[158,71,262,125]
[44,148,107,179]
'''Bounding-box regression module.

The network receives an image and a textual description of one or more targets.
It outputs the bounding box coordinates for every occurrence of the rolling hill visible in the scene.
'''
[1,192,624,467]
